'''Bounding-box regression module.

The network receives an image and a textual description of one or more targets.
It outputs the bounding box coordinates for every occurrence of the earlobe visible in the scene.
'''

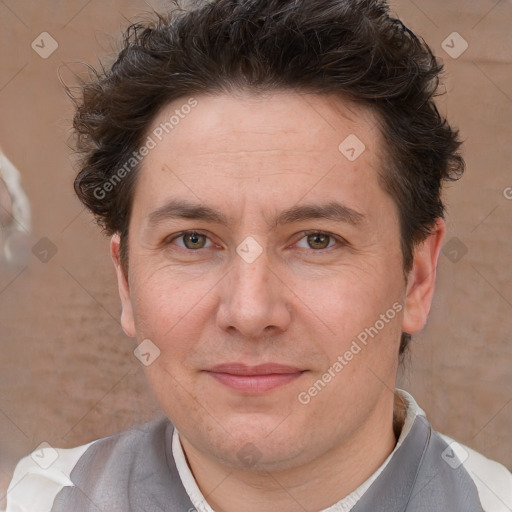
[402,218,445,335]
[110,234,136,338]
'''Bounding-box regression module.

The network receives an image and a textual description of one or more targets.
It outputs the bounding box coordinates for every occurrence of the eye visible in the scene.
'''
[295,231,339,250]
[170,231,214,250]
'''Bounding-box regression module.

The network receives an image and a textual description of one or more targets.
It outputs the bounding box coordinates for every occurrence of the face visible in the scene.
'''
[112,91,443,472]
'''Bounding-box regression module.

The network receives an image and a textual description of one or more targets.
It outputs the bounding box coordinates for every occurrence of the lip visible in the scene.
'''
[205,363,306,393]
[208,363,304,375]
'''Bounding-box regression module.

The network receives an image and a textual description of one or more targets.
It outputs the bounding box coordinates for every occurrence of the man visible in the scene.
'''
[6,0,512,510]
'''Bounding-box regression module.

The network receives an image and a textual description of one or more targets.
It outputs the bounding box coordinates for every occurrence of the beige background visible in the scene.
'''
[0,0,511,505]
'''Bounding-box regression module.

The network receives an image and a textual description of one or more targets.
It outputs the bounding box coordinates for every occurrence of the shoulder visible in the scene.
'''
[5,441,97,512]
[394,391,512,512]
[5,416,172,512]
[437,433,512,512]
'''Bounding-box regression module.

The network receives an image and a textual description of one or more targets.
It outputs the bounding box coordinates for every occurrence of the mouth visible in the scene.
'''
[204,363,306,394]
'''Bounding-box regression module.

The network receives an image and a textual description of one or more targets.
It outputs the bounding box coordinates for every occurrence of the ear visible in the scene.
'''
[402,218,445,335]
[110,233,136,338]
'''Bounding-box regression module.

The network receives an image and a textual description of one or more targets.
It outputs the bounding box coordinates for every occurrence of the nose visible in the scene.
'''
[215,245,292,339]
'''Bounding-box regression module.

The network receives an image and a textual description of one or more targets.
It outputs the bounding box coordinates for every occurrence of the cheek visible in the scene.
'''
[319,258,399,320]
[313,263,404,363]
[129,266,215,353]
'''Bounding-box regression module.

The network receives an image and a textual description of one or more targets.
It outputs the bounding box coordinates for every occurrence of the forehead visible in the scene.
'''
[132,91,387,223]
[147,90,377,154]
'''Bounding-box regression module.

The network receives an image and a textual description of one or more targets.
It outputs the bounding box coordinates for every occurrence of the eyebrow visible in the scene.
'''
[146,199,365,229]
[274,201,365,227]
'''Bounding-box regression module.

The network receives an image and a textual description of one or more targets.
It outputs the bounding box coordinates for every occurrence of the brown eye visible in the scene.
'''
[306,233,332,250]
[182,232,208,249]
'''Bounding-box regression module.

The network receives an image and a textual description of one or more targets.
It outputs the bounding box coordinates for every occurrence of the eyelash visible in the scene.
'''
[166,230,346,252]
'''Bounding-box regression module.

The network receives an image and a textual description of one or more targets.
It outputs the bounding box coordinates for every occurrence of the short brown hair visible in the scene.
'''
[71,0,465,357]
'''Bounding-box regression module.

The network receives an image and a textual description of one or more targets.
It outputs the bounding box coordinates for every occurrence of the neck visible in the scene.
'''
[178,392,406,512]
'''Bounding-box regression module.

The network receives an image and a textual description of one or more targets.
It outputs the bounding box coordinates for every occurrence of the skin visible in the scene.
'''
[111,91,445,512]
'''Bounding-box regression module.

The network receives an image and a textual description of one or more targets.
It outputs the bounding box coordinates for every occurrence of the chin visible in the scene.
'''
[202,418,311,469]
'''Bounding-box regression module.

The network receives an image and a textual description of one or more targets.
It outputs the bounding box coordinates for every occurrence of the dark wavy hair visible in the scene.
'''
[71,0,465,357]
